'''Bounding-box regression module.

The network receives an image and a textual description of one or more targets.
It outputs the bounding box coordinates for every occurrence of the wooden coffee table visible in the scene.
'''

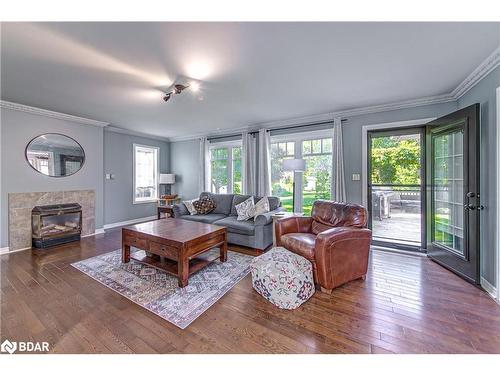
[122,218,227,287]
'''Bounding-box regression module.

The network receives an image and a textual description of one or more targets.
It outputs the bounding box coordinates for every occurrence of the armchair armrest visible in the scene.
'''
[254,207,285,226]
[172,203,189,218]
[275,216,313,246]
[314,227,372,289]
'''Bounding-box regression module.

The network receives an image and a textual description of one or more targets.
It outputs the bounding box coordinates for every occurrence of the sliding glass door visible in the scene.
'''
[367,128,425,250]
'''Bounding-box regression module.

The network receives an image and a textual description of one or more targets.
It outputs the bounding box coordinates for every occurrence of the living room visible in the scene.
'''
[1,1,500,371]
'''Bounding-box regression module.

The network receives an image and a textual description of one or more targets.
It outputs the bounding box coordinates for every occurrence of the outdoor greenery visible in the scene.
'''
[370,136,421,185]
[210,146,241,194]
[271,139,332,215]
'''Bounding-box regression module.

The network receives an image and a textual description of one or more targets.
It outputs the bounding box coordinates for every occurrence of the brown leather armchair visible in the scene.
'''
[275,200,372,293]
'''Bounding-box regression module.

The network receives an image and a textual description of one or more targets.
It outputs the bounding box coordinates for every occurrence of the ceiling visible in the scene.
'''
[1,22,499,139]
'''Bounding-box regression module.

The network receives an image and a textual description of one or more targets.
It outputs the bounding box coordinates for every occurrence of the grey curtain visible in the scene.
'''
[257,129,272,196]
[331,117,347,202]
[199,137,211,193]
[242,132,257,195]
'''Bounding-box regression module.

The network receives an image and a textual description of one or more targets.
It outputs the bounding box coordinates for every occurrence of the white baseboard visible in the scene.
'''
[81,228,105,238]
[481,276,499,304]
[103,215,157,230]
[0,246,31,256]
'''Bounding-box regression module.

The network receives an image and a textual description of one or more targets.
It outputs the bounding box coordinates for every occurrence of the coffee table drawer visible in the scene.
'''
[124,234,148,249]
[149,241,178,261]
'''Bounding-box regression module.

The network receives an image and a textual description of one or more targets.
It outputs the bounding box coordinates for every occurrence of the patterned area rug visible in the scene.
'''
[71,248,253,329]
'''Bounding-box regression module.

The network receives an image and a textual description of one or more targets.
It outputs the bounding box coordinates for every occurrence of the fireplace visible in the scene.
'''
[31,203,82,248]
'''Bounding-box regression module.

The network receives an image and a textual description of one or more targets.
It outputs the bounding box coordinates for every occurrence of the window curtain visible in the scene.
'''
[257,129,272,196]
[331,117,347,202]
[242,132,257,195]
[199,137,211,193]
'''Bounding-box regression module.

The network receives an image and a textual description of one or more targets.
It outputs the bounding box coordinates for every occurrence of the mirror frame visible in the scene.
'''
[25,133,86,178]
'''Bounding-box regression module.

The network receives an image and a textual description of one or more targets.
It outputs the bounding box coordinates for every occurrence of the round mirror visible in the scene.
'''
[25,133,85,177]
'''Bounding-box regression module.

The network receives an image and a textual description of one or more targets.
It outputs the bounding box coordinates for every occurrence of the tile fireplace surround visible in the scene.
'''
[8,190,95,251]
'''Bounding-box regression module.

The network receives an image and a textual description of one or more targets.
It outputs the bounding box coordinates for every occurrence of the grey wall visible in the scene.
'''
[457,65,500,286]
[0,108,104,247]
[170,139,200,200]
[103,131,170,225]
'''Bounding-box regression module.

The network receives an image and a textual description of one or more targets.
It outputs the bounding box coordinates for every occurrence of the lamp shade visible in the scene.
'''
[282,158,306,172]
[159,173,176,184]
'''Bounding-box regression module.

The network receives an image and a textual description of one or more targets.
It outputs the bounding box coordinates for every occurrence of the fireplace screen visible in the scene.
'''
[32,203,82,248]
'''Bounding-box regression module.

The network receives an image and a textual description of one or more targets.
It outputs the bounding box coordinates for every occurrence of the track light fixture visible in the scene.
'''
[162,83,190,103]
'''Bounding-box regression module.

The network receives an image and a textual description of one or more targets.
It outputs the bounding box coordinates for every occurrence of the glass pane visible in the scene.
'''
[370,134,421,185]
[302,154,332,215]
[311,139,321,154]
[210,147,228,193]
[302,140,312,155]
[135,146,158,201]
[271,143,293,212]
[432,130,464,255]
[322,138,332,153]
[369,131,422,246]
[287,142,295,156]
[371,186,421,244]
[232,147,242,194]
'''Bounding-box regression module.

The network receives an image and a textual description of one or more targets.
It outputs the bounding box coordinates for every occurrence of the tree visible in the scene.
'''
[370,138,420,185]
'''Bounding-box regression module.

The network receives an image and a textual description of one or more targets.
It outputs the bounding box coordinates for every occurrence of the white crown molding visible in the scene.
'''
[105,125,170,142]
[168,93,454,142]
[451,46,500,100]
[0,100,109,127]
[169,46,499,143]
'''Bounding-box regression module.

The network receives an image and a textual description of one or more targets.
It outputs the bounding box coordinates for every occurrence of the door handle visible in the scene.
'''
[464,204,476,210]
[466,192,476,198]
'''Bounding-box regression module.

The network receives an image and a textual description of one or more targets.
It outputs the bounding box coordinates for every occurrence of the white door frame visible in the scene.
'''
[361,117,436,209]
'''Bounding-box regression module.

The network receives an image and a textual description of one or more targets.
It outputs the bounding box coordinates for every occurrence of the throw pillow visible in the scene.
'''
[235,196,255,221]
[183,199,199,215]
[253,197,270,219]
[193,196,216,214]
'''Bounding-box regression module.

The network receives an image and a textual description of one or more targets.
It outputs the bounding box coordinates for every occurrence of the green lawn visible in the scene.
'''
[279,191,329,215]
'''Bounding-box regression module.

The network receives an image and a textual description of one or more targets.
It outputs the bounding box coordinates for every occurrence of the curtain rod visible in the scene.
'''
[208,118,347,141]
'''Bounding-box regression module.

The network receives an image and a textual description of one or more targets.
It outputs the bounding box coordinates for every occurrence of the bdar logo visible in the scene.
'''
[1,339,17,354]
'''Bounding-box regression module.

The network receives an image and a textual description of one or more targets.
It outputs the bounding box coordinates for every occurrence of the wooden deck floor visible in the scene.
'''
[1,228,500,354]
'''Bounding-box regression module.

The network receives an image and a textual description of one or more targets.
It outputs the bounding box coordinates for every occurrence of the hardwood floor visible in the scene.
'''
[2,228,500,354]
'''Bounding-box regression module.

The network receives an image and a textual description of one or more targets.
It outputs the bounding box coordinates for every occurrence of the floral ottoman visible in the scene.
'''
[250,247,315,309]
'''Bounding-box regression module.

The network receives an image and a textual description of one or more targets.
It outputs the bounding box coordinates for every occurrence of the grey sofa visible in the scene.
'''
[172,192,284,251]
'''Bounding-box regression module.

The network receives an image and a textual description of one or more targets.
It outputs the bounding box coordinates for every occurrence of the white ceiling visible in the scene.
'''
[1,22,499,139]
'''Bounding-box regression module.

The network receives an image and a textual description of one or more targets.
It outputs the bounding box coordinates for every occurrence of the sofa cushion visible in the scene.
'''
[230,195,252,216]
[193,196,216,214]
[255,196,280,211]
[214,216,255,235]
[178,214,226,224]
[280,233,316,261]
[254,197,270,217]
[235,196,255,221]
[200,192,234,215]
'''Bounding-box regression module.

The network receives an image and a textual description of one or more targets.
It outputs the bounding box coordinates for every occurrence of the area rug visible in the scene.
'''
[71,248,252,329]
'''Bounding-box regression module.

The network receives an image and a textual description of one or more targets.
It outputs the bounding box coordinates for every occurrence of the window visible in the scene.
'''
[271,131,332,214]
[302,138,332,214]
[271,141,295,212]
[209,141,242,194]
[133,144,159,203]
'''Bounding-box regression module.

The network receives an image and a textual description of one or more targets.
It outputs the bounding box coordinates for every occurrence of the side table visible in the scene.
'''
[157,205,175,219]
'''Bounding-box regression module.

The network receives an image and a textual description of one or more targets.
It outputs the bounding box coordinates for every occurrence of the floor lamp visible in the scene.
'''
[282,158,306,212]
